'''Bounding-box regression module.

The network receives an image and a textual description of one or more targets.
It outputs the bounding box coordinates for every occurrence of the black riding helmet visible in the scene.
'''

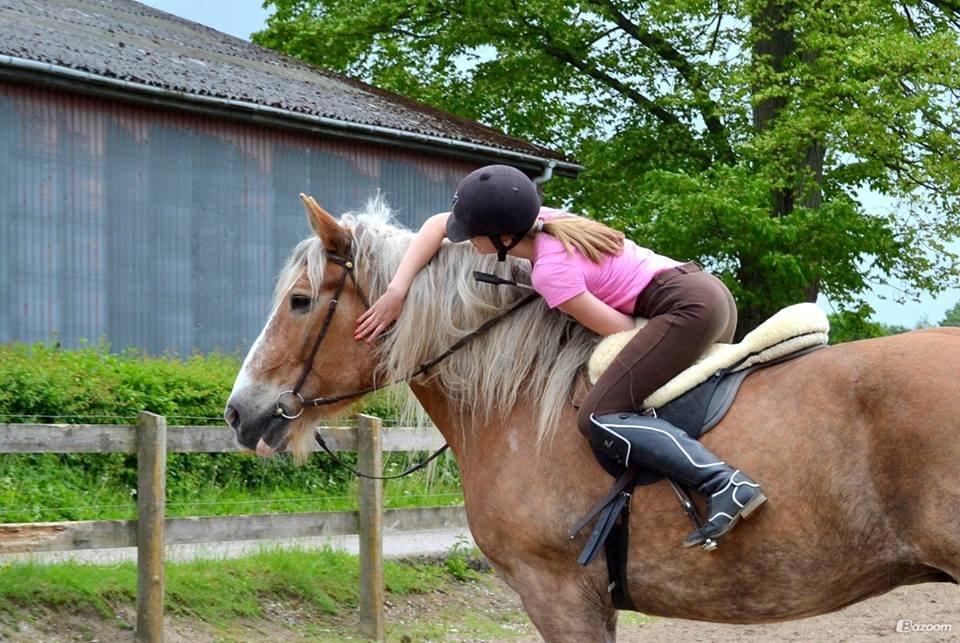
[446,165,541,261]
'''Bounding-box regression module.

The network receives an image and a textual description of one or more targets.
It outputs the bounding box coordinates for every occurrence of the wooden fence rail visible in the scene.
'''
[0,415,462,643]
[0,506,467,554]
[0,423,446,453]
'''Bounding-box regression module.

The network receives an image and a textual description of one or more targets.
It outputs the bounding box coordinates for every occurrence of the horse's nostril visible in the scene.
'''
[225,405,241,431]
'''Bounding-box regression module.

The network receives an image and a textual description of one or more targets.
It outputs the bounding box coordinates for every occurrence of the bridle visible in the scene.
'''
[274,247,371,421]
[273,237,539,480]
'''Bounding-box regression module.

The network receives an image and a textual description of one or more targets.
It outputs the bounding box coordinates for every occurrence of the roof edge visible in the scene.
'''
[0,55,582,177]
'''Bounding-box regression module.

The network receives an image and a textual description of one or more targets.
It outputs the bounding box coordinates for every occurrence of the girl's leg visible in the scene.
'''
[577,266,735,436]
[578,266,764,548]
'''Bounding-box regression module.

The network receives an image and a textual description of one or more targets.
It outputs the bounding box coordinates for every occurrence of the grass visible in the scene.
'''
[0,548,659,641]
[0,548,447,626]
[0,547,543,642]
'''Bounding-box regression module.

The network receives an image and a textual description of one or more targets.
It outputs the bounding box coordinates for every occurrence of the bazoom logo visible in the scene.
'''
[896,619,953,633]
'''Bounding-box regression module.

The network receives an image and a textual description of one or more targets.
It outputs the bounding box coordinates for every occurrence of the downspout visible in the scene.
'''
[533,160,556,187]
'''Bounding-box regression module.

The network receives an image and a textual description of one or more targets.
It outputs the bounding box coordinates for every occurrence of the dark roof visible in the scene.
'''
[0,0,577,171]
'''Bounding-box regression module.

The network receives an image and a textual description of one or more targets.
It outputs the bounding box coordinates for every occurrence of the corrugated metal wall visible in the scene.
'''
[0,81,479,354]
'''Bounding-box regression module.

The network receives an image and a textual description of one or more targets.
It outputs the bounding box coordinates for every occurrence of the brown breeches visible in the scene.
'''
[576,263,737,437]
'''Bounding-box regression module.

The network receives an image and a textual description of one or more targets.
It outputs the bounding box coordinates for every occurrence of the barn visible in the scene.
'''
[0,0,578,354]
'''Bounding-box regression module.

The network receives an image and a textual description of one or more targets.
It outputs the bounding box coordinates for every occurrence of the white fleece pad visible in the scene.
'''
[588,303,829,409]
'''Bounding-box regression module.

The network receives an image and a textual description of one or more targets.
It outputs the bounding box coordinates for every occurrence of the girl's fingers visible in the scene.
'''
[355,316,376,339]
[358,304,381,324]
[357,310,389,338]
[366,323,387,345]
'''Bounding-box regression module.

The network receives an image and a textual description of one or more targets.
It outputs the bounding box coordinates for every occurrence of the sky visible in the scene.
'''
[138,0,272,41]
[139,0,960,327]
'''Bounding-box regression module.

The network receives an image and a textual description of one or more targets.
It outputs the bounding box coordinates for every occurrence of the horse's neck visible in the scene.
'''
[409,383,527,469]
[408,380,605,569]
[408,382,479,461]
[408,382,586,486]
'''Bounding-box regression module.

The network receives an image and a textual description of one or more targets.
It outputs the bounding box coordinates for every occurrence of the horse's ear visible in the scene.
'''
[299,193,350,255]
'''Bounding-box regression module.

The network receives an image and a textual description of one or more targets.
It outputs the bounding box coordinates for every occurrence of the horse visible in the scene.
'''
[224,195,960,641]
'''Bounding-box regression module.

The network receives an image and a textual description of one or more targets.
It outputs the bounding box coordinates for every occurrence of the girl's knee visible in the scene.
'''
[576,407,594,438]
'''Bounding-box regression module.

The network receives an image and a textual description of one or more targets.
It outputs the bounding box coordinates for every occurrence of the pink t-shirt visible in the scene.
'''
[530,208,683,314]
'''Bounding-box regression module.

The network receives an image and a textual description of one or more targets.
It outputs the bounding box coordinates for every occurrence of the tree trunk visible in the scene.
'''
[738,0,824,339]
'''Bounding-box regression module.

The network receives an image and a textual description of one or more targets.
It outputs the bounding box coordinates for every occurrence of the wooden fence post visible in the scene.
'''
[357,414,385,641]
[136,412,166,643]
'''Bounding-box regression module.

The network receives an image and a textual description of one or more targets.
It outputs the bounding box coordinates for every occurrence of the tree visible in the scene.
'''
[942,300,960,326]
[255,0,960,336]
[828,305,910,343]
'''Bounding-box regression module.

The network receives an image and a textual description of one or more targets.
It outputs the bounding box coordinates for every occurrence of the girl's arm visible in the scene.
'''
[557,292,637,336]
[355,212,450,343]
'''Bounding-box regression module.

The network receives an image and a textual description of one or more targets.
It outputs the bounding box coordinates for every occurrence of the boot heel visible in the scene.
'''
[741,492,767,519]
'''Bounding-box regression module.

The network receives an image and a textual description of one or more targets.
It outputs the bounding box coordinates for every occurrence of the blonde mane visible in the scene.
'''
[277,197,599,446]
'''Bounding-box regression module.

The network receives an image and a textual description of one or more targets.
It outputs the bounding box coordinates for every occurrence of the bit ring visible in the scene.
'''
[276,390,305,420]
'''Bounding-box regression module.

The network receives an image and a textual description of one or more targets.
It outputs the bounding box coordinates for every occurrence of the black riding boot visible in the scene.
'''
[589,412,767,548]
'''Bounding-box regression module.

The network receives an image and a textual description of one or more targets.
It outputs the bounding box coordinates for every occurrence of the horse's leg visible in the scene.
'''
[502,567,617,642]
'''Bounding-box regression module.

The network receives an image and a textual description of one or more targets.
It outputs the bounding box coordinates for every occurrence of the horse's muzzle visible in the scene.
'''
[224,398,290,453]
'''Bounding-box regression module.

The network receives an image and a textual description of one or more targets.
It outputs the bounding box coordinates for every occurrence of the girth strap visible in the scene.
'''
[569,462,642,538]
[576,487,632,567]
[605,501,636,611]
[573,471,638,612]
[570,469,705,612]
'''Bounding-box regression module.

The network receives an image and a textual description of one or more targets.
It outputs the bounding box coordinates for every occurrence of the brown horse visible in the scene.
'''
[224,196,960,641]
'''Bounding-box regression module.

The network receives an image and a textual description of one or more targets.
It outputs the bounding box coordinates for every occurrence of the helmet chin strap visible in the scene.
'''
[489,233,525,262]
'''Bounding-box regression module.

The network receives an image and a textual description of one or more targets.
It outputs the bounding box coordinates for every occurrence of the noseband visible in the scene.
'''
[272,235,539,480]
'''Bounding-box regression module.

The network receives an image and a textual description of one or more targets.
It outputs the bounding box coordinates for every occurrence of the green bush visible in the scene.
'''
[0,342,237,425]
[827,307,909,344]
[0,343,460,521]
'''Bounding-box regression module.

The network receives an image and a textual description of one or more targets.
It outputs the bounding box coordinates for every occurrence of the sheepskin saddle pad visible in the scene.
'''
[588,302,830,413]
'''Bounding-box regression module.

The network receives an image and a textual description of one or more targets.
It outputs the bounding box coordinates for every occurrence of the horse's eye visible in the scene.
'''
[290,294,312,313]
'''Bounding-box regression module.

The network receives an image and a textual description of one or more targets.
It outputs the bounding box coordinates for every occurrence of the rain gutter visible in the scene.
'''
[0,55,582,178]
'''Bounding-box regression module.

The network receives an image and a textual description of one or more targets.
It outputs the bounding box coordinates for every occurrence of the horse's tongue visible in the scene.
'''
[256,438,277,457]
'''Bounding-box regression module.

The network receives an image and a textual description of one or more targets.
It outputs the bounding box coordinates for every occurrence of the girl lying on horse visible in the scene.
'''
[354,165,766,548]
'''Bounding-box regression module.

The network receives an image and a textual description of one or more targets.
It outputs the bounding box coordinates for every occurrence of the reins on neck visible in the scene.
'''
[275,236,540,480]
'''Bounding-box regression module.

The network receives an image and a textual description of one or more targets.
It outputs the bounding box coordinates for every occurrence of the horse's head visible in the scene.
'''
[224,195,378,460]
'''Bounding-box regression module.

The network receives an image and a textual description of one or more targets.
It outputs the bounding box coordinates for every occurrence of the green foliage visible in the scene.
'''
[941,300,960,327]
[827,305,910,343]
[0,549,451,626]
[0,343,461,521]
[0,341,237,425]
[256,0,960,331]
[443,537,483,582]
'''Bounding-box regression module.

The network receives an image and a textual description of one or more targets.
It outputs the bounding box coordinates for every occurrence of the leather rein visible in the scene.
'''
[274,239,539,480]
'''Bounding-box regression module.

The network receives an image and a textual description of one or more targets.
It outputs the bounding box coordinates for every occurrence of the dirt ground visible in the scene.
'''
[0,574,956,642]
[594,583,959,642]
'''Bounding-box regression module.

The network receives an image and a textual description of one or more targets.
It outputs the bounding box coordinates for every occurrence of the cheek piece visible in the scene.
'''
[489,233,525,262]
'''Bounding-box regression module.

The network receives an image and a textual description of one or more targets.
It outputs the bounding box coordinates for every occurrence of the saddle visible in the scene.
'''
[572,303,830,609]
[586,302,829,483]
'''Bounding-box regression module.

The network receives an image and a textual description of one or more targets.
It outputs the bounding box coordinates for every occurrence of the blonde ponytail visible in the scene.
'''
[538,216,624,263]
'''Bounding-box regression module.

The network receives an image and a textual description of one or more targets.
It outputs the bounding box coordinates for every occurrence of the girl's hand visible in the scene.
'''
[355,286,406,344]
